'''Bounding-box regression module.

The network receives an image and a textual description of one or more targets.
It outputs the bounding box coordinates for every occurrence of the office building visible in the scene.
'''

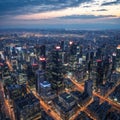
[39,57,46,70]
[35,70,45,92]
[40,81,51,94]
[60,40,65,52]
[50,46,64,92]
[6,84,26,100]
[39,81,55,101]
[40,45,46,57]
[53,92,77,120]
[84,79,93,97]
[69,41,77,56]
[14,93,41,120]
[116,45,120,72]
[96,59,104,87]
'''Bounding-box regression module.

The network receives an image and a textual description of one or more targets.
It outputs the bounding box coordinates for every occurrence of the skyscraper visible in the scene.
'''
[50,46,64,92]
[40,45,46,57]
[60,40,65,52]
[39,57,46,70]
[112,53,116,71]
[84,79,93,97]
[35,69,45,93]
[103,56,110,78]
[69,41,77,56]
[116,45,120,72]
[96,60,104,87]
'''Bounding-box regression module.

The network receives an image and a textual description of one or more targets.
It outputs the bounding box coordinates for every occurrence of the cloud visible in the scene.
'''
[59,15,116,19]
[0,0,91,16]
[0,0,120,29]
[96,9,107,11]
[1,14,119,26]
[102,0,120,6]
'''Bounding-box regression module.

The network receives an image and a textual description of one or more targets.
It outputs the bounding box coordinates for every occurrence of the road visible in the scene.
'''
[104,81,120,98]
[5,59,62,120]
[34,91,62,120]
[70,78,120,112]
[0,81,12,119]
[27,87,62,120]
[70,98,96,120]
[6,59,13,71]
[6,59,120,119]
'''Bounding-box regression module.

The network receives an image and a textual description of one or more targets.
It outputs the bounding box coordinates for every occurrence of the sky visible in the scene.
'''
[0,0,120,30]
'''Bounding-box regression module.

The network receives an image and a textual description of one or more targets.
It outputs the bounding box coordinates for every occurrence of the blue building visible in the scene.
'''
[39,81,55,101]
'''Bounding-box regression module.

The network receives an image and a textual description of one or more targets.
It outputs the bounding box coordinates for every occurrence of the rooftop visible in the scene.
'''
[40,81,51,88]
[14,93,39,110]
[59,92,75,103]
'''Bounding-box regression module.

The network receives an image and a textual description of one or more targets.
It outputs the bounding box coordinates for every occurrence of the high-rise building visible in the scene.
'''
[60,40,65,52]
[116,45,120,72]
[112,53,116,71]
[39,57,46,70]
[35,70,45,93]
[14,93,41,120]
[40,45,46,57]
[103,56,110,78]
[69,41,77,56]
[6,84,26,100]
[84,79,93,97]
[96,48,102,59]
[50,46,64,92]
[79,45,83,58]
[96,60,104,87]
[39,81,51,94]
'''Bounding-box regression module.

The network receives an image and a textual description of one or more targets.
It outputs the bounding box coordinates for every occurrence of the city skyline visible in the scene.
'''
[0,0,120,30]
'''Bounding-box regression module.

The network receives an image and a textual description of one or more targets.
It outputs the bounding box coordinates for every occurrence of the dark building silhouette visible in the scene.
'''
[40,45,46,57]
[60,40,65,52]
[84,79,93,97]
[116,45,120,72]
[39,57,46,70]
[50,46,64,92]
[69,41,77,56]
[96,48,102,59]
[96,60,104,87]
[35,70,45,93]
